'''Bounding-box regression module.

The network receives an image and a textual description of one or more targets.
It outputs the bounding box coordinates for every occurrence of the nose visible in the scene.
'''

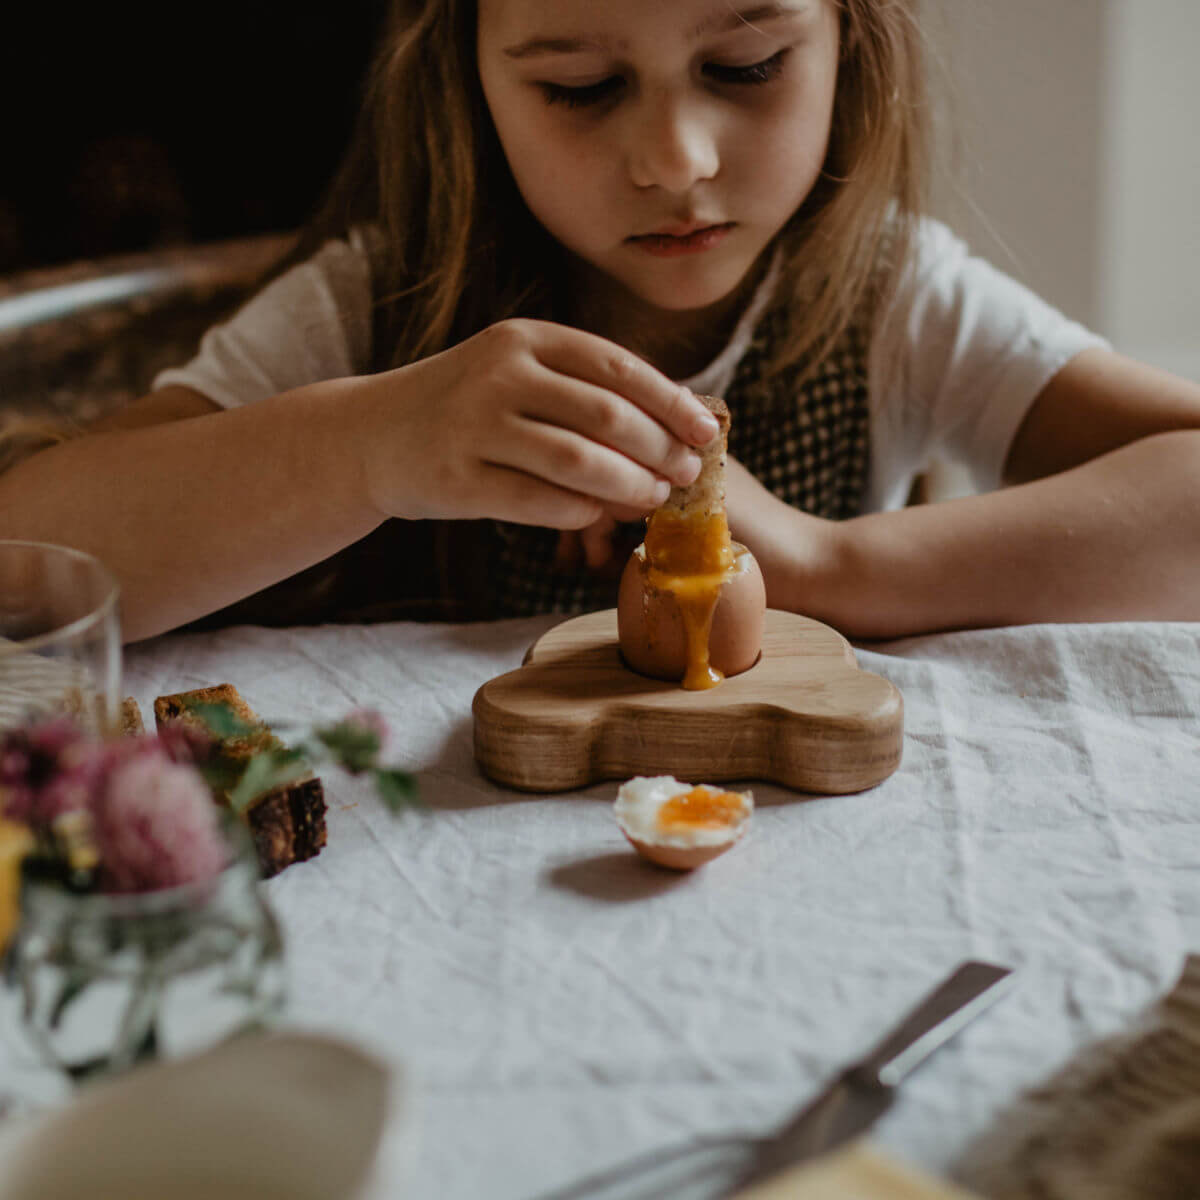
[626,95,720,193]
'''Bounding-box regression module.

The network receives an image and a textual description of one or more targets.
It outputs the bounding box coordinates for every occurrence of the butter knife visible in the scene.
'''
[532,960,1014,1200]
[722,959,1015,1195]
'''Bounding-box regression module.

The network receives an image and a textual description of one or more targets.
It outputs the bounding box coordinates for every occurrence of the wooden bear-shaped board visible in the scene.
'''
[472,609,902,794]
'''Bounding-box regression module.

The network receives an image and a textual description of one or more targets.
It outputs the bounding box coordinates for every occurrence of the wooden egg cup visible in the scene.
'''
[472,609,903,794]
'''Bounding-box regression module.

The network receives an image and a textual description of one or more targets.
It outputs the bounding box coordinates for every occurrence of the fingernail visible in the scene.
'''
[692,412,719,443]
[652,478,671,505]
[677,452,702,485]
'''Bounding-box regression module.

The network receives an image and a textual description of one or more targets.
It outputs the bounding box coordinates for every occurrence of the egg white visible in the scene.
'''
[613,775,753,848]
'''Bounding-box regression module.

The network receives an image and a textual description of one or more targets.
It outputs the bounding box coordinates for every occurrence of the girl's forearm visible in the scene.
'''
[787,430,1200,638]
[0,379,385,642]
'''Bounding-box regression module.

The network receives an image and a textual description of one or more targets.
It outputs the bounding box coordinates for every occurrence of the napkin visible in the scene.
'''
[734,1144,983,1199]
[959,955,1200,1200]
[0,1030,405,1200]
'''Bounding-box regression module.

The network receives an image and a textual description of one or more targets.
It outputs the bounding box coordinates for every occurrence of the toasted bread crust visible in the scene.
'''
[245,778,328,878]
[154,683,326,877]
[660,394,729,517]
[120,696,145,735]
[153,683,279,760]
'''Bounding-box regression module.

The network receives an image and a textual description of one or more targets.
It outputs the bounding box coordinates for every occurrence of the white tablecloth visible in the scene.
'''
[65,618,1200,1194]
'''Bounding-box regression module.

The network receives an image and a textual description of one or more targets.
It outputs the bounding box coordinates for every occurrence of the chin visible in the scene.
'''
[617,262,756,314]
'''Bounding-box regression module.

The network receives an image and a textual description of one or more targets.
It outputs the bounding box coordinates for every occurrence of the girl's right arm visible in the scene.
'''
[0,319,716,643]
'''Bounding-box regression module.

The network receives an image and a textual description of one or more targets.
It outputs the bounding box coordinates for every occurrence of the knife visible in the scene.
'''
[530,960,1014,1200]
[722,959,1015,1195]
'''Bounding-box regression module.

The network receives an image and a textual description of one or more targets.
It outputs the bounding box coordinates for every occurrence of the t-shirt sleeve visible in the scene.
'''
[151,230,374,409]
[865,218,1110,511]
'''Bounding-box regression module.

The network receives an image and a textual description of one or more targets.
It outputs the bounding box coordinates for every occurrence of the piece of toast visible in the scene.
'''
[153,683,327,878]
[120,696,145,734]
[659,393,729,518]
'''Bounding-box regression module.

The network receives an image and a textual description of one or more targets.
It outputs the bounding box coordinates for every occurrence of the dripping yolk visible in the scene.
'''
[644,509,735,690]
[656,787,747,834]
[644,509,734,577]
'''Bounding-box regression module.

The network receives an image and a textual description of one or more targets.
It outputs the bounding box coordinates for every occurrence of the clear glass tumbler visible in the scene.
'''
[0,540,121,735]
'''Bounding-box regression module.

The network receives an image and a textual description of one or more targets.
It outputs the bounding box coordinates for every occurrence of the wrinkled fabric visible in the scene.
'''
[16,618,1197,1198]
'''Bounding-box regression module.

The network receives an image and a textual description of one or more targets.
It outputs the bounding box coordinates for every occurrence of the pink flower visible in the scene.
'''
[1,718,231,893]
[0,718,100,824]
[344,708,388,745]
[90,754,228,893]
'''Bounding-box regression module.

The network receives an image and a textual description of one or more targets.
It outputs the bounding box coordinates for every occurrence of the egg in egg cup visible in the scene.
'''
[617,395,766,691]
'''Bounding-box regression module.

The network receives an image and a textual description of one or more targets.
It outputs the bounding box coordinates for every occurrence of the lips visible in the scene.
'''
[626,222,736,257]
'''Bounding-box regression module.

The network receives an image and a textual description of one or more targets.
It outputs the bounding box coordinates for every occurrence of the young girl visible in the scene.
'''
[3,0,1199,643]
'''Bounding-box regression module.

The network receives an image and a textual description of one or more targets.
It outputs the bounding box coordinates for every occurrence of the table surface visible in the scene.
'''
[10,615,1200,1197]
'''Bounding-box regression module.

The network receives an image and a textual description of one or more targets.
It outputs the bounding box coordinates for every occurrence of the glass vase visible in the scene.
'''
[8,824,285,1084]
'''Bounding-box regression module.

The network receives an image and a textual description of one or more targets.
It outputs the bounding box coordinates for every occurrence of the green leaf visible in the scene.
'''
[371,768,419,814]
[185,702,261,742]
[315,722,382,774]
[228,749,311,815]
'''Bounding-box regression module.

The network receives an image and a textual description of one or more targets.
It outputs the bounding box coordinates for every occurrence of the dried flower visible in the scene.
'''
[91,754,228,893]
[0,720,229,894]
[0,706,416,897]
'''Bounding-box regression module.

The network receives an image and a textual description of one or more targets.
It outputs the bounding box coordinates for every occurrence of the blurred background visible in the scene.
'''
[1,1,1195,381]
[928,0,1199,388]
[0,3,388,273]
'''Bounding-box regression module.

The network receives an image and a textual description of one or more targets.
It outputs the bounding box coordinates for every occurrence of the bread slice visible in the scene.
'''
[659,393,729,518]
[120,696,145,734]
[153,683,326,878]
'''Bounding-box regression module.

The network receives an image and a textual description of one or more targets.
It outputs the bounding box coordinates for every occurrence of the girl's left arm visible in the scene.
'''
[729,348,1200,638]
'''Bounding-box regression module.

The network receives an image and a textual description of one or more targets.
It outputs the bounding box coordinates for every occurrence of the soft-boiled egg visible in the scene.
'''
[618,537,765,690]
[614,775,753,870]
[616,392,766,692]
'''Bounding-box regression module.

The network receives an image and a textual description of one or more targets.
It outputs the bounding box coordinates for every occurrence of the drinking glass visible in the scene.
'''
[0,540,121,735]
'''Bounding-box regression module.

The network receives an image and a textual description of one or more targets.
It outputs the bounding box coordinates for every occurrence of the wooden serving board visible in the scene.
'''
[472,609,902,794]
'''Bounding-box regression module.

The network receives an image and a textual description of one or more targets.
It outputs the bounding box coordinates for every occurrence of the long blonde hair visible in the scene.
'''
[245,0,929,382]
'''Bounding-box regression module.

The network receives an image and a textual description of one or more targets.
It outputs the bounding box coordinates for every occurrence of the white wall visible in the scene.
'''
[929,0,1200,383]
[1100,1,1200,382]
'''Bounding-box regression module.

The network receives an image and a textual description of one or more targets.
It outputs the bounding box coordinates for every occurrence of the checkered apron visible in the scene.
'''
[489,300,871,617]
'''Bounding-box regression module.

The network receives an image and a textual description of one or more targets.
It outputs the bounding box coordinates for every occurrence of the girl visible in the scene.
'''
[2,0,1199,643]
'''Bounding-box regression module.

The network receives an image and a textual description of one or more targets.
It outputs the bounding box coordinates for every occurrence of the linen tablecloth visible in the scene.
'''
[41,618,1200,1195]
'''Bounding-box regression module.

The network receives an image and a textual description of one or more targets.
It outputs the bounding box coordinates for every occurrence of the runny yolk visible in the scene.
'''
[644,508,735,690]
[657,787,746,833]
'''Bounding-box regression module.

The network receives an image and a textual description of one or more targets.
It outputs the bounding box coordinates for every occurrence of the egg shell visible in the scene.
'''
[614,776,753,871]
[622,830,745,871]
[617,542,766,683]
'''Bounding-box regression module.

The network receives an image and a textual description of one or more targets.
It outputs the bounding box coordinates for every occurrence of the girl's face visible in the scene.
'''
[477,0,840,317]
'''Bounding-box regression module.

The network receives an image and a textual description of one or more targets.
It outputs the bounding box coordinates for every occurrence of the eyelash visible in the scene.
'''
[539,48,790,109]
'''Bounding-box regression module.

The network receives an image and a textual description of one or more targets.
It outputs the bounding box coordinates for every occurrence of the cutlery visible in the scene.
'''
[531,960,1014,1200]
[722,959,1014,1195]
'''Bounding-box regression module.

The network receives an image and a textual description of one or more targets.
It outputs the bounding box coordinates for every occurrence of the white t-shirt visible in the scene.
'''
[154,219,1108,513]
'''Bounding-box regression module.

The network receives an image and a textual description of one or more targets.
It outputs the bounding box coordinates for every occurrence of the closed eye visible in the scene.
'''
[538,47,790,109]
[704,48,790,86]
[540,76,625,108]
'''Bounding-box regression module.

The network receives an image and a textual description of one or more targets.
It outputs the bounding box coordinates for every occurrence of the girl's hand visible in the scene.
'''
[357,319,718,528]
[552,502,647,575]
